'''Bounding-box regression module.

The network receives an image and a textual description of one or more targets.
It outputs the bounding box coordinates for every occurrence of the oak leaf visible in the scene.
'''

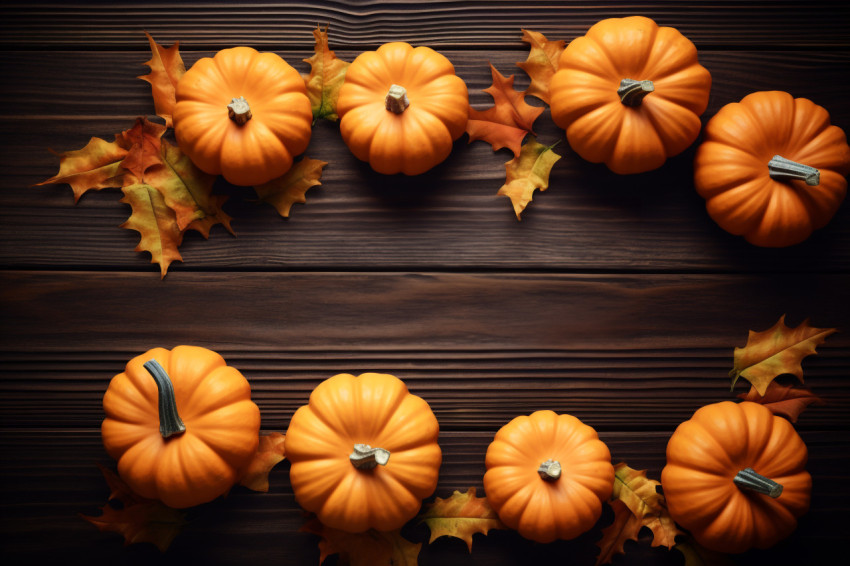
[467,64,544,157]
[730,315,837,395]
[737,381,825,423]
[239,432,286,493]
[419,487,507,552]
[254,157,328,218]
[516,29,566,104]
[497,137,561,219]
[80,464,187,552]
[300,517,421,566]
[139,32,186,127]
[303,25,350,122]
[33,137,128,202]
[120,183,184,278]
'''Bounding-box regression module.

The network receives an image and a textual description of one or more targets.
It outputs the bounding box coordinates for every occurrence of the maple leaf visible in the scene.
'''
[419,487,506,552]
[116,117,167,180]
[80,464,187,552]
[33,137,128,202]
[186,194,235,238]
[466,64,544,156]
[239,432,286,493]
[516,29,566,104]
[595,499,642,566]
[497,137,561,219]
[120,182,184,278]
[737,381,825,423]
[139,32,186,128]
[730,315,837,395]
[303,25,350,122]
[300,517,421,566]
[253,157,328,218]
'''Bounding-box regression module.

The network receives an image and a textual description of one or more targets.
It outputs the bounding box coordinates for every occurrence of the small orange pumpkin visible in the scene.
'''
[337,42,468,175]
[694,91,850,247]
[173,46,313,186]
[285,372,441,532]
[662,401,811,553]
[101,346,261,508]
[483,410,614,543]
[549,16,711,174]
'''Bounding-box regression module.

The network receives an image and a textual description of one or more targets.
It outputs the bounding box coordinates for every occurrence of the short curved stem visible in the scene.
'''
[385,84,410,114]
[227,96,252,125]
[350,443,390,470]
[143,359,186,439]
[538,459,562,481]
[618,79,654,107]
[733,467,783,498]
[768,155,820,186]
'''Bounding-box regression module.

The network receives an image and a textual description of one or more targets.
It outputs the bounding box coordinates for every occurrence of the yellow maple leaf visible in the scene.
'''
[33,137,128,202]
[300,517,421,566]
[253,157,327,218]
[730,315,837,395]
[303,25,350,122]
[239,432,286,493]
[497,137,561,219]
[120,183,184,278]
[419,487,506,552]
[516,29,565,104]
[139,32,186,128]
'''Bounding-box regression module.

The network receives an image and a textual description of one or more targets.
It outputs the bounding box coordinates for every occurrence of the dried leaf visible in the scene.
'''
[186,194,235,238]
[120,183,184,278]
[254,157,327,218]
[80,464,187,552]
[595,499,642,566]
[420,487,506,552]
[116,117,168,180]
[139,32,186,127]
[301,517,421,566]
[674,538,735,566]
[497,137,561,219]
[737,381,825,423]
[611,463,681,549]
[33,137,128,202]
[516,29,565,104]
[240,432,286,493]
[730,315,837,395]
[466,64,544,156]
[303,25,350,122]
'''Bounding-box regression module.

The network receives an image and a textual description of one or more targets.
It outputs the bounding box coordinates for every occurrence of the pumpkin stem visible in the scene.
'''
[227,96,252,125]
[537,459,562,481]
[618,79,654,107]
[768,155,820,186]
[350,443,390,470]
[385,84,410,114]
[143,359,186,439]
[733,467,783,498]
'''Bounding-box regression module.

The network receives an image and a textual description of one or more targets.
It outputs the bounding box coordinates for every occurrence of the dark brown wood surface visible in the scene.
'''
[1,2,848,565]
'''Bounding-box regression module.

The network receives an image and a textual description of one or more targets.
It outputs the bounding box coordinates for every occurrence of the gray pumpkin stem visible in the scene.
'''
[227,96,252,125]
[385,84,410,114]
[350,443,391,470]
[618,79,654,107]
[538,459,562,481]
[143,359,186,439]
[768,155,820,186]
[733,467,783,498]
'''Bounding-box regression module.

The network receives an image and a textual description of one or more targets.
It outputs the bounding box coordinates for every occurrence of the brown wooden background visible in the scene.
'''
[1,1,849,564]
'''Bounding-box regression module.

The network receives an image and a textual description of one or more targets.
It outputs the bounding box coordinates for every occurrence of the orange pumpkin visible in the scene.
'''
[285,372,441,532]
[101,346,261,508]
[337,42,468,175]
[173,46,313,186]
[662,401,811,553]
[549,16,711,174]
[694,91,850,247]
[483,410,614,543]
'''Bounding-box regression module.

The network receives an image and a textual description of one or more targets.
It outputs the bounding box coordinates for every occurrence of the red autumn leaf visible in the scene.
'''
[80,464,187,552]
[301,516,421,566]
[737,381,825,423]
[253,157,328,218]
[497,137,561,219]
[239,432,286,493]
[516,29,566,104]
[420,487,506,552]
[139,32,186,127]
[303,25,350,122]
[116,117,167,180]
[466,64,544,157]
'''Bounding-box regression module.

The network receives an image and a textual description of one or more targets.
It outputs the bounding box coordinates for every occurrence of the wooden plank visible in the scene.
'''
[2,1,849,48]
[2,271,847,431]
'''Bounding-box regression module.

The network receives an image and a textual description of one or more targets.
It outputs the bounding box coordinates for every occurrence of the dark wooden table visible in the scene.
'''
[2,1,849,564]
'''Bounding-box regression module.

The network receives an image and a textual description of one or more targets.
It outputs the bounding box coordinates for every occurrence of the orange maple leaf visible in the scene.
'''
[730,315,837,395]
[120,182,184,278]
[116,117,167,180]
[467,64,544,157]
[737,381,825,423]
[516,29,566,104]
[497,137,561,219]
[239,432,286,493]
[33,137,129,202]
[300,516,421,566]
[303,25,350,122]
[253,157,328,218]
[419,487,506,552]
[596,499,642,566]
[139,32,186,128]
[80,464,187,552]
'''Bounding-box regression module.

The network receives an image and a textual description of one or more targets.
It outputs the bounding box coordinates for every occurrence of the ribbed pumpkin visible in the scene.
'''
[336,42,469,175]
[662,401,811,553]
[483,410,614,543]
[694,91,850,247]
[549,16,711,174]
[101,346,261,508]
[173,46,313,186]
[285,373,441,532]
